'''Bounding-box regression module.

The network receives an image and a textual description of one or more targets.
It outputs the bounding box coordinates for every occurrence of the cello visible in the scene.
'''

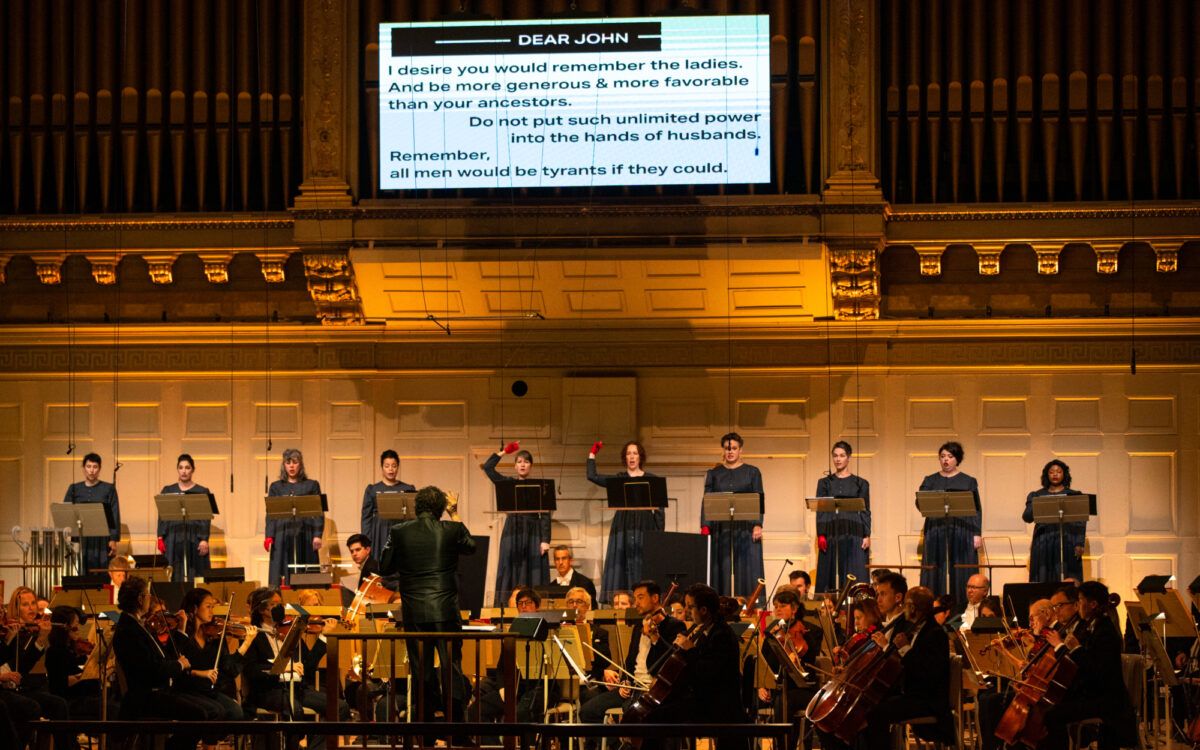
[992,593,1119,748]
[804,613,907,744]
[621,596,740,747]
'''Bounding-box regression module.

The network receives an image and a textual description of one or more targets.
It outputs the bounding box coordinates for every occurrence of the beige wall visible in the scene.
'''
[1,364,1197,603]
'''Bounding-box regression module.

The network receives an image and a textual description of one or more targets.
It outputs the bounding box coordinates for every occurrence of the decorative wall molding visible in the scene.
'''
[302,252,365,325]
[85,254,124,285]
[828,241,881,320]
[890,239,1194,277]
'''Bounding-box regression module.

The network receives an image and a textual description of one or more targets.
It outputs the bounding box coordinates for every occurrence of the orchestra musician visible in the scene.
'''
[758,586,823,750]
[586,440,664,595]
[1,587,72,750]
[646,583,748,746]
[264,448,325,587]
[173,587,257,724]
[156,453,212,582]
[63,452,121,575]
[611,590,633,610]
[483,442,551,605]
[814,441,871,592]
[578,580,685,741]
[917,441,982,601]
[44,605,118,723]
[1023,459,1086,582]
[242,587,349,750]
[346,533,398,592]
[565,586,613,692]
[1038,581,1138,750]
[703,432,766,601]
[549,545,597,605]
[817,585,953,750]
[829,598,881,666]
[789,570,812,599]
[380,485,475,727]
[111,576,218,750]
[360,449,416,567]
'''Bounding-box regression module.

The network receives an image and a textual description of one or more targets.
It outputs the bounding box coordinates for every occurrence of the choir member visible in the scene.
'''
[917,441,982,601]
[814,441,871,592]
[111,576,217,750]
[703,432,765,601]
[264,448,324,587]
[360,449,415,563]
[586,440,664,598]
[482,441,551,605]
[155,453,212,582]
[63,452,121,575]
[1023,459,1086,582]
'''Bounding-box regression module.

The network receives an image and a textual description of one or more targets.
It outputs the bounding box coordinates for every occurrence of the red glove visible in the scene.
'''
[818,535,828,553]
[156,537,166,554]
[700,526,710,536]
[503,441,520,454]
[591,440,603,455]
[264,537,274,552]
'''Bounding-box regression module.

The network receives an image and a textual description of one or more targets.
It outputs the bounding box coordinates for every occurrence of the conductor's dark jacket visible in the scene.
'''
[380,511,476,624]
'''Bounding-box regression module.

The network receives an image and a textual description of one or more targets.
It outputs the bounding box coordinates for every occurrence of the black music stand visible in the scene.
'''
[805,496,866,591]
[915,490,978,595]
[702,492,763,598]
[606,476,668,511]
[51,502,115,575]
[1030,494,1096,580]
[264,494,328,583]
[495,479,557,513]
[154,492,218,582]
[643,531,709,594]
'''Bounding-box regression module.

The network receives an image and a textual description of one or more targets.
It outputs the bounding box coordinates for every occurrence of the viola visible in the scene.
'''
[769,615,810,663]
[641,582,679,640]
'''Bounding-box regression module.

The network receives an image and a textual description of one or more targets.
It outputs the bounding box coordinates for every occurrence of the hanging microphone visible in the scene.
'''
[66,444,75,455]
[114,462,123,472]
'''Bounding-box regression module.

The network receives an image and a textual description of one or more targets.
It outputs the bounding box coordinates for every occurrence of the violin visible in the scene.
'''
[199,617,248,640]
[642,582,679,639]
[275,618,325,638]
[768,615,810,663]
[143,610,182,645]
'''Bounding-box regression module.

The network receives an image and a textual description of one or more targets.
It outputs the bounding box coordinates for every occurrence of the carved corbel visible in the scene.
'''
[0,254,11,284]
[1152,242,1181,273]
[31,253,67,285]
[828,242,881,320]
[974,244,1005,276]
[198,252,235,284]
[143,253,179,284]
[86,253,124,285]
[911,243,946,276]
[1032,243,1064,275]
[302,251,365,325]
[257,251,291,283]
[1092,242,1122,274]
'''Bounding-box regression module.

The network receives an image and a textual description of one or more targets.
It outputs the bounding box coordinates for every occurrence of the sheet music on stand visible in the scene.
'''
[375,492,419,522]
[605,476,668,511]
[154,492,218,582]
[762,633,812,688]
[494,479,557,514]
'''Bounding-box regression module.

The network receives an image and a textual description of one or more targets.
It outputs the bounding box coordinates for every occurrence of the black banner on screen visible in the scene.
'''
[392,22,662,57]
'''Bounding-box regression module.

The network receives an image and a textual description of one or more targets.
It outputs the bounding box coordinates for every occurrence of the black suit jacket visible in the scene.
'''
[623,616,685,678]
[676,619,747,723]
[112,613,184,717]
[898,618,949,709]
[380,511,475,624]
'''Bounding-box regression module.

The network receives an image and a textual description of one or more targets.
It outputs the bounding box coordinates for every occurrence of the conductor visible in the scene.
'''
[380,485,475,725]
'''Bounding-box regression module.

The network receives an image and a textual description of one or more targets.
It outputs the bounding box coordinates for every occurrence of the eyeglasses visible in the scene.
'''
[566,599,587,607]
[1049,601,1073,610]
[966,584,988,590]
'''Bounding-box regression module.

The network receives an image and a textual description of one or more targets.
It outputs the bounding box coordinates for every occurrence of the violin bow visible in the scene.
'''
[211,596,234,688]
